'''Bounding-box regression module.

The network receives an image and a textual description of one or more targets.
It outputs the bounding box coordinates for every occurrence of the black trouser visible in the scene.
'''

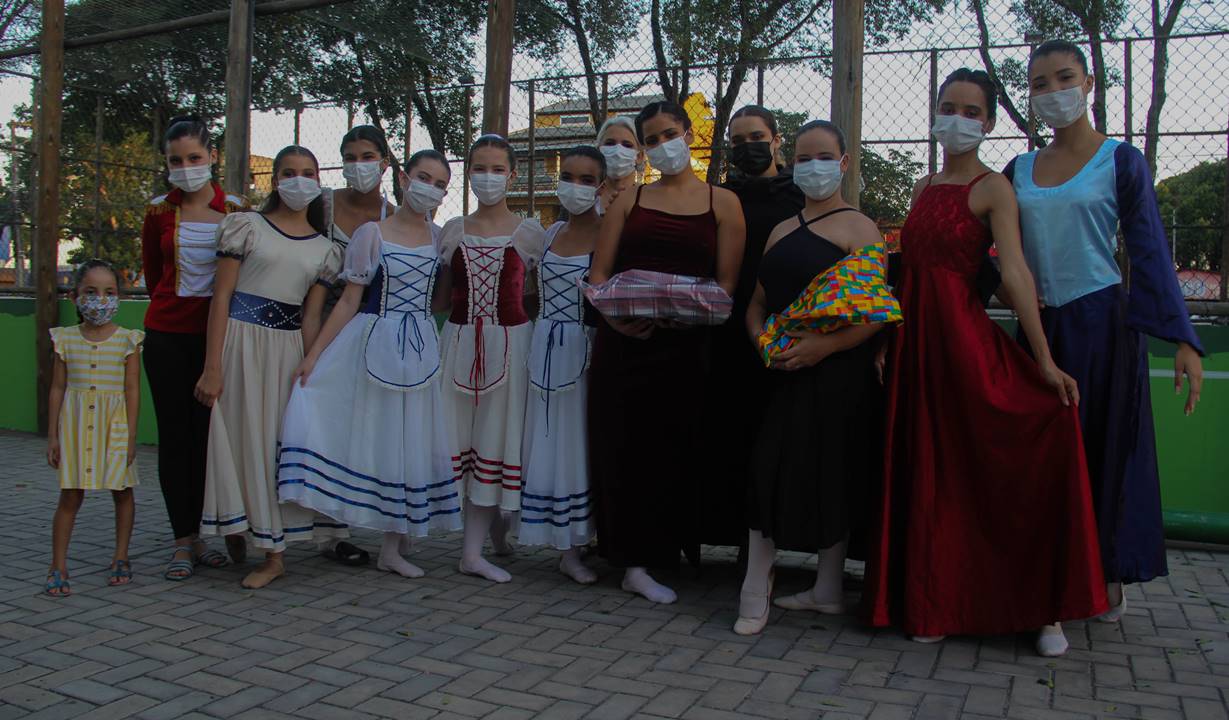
[143,327,212,541]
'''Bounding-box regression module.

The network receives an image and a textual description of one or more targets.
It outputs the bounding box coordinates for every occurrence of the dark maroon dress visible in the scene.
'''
[588,186,719,568]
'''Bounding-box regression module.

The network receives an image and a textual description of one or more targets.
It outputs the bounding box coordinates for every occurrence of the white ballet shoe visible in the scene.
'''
[910,635,947,644]
[1097,589,1127,623]
[734,569,774,636]
[1036,623,1069,657]
[559,553,597,585]
[772,590,845,615]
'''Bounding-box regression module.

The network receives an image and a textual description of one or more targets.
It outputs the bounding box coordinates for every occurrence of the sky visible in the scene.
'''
[0,0,1226,245]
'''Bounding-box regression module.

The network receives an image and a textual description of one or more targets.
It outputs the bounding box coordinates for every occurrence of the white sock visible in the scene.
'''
[378,533,424,578]
[460,500,511,583]
[622,567,676,604]
[559,547,597,585]
[740,530,776,618]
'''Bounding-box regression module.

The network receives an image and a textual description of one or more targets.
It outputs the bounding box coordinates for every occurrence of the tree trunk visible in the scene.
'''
[347,33,402,202]
[1144,0,1185,176]
[650,0,677,103]
[707,63,750,184]
[563,0,603,127]
[1087,26,1109,134]
[970,0,1045,147]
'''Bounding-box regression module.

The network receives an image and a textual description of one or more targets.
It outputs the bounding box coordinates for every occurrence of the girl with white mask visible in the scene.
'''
[865,68,1106,657]
[278,149,461,580]
[587,101,746,605]
[328,125,398,249]
[1006,41,1204,631]
[518,146,605,584]
[595,116,643,213]
[197,145,346,589]
[438,134,546,584]
[736,120,884,635]
[141,116,249,579]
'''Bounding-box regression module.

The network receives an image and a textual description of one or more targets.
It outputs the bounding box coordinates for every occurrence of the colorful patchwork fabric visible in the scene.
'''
[583,269,733,325]
[758,242,902,366]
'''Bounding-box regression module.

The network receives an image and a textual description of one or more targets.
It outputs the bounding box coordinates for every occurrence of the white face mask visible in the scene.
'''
[931,114,986,155]
[405,180,446,215]
[792,159,844,201]
[276,175,322,211]
[1031,85,1087,129]
[342,160,385,194]
[168,164,212,193]
[645,136,691,176]
[557,181,598,216]
[470,172,509,206]
[600,144,638,178]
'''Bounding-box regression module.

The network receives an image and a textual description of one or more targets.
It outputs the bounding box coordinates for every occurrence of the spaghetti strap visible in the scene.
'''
[633,185,645,207]
[968,171,994,189]
[800,207,858,227]
[708,185,713,212]
[924,173,936,188]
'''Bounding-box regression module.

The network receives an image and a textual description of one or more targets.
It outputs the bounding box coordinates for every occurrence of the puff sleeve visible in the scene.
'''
[512,218,547,269]
[342,222,383,286]
[124,329,146,358]
[215,212,259,260]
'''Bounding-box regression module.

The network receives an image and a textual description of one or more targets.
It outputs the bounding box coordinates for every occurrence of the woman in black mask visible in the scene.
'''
[702,106,807,549]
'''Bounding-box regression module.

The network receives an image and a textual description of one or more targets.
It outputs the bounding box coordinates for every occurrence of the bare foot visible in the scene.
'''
[559,549,597,585]
[378,549,425,579]
[621,567,676,604]
[459,557,511,584]
[241,557,284,589]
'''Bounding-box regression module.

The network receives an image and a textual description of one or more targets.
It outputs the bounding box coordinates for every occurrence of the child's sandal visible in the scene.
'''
[164,547,194,581]
[108,559,133,586]
[45,569,71,597]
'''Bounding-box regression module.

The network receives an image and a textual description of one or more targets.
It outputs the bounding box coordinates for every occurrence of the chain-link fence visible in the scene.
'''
[0,0,1225,300]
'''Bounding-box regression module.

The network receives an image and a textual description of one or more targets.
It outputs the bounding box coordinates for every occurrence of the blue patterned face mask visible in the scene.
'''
[76,294,120,325]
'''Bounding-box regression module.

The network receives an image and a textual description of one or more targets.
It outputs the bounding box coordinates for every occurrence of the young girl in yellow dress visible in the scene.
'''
[46,259,144,596]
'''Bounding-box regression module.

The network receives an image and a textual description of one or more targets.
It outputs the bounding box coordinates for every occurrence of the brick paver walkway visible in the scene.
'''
[0,431,1227,720]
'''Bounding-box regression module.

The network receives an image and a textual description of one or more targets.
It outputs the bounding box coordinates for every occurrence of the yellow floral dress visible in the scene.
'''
[50,325,144,490]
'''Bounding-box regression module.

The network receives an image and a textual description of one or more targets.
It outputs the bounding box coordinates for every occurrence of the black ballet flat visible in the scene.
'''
[323,541,370,567]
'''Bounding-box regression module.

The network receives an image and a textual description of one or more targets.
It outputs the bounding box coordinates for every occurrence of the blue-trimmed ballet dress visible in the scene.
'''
[276,221,463,536]
[517,222,595,549]
[1007,139,1205,584]
[201,212,349,552]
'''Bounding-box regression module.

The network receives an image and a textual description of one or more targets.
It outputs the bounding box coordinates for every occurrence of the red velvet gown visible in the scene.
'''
[863,173,1108,637]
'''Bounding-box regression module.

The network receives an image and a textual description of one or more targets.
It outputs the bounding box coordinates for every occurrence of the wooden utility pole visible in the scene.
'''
[831,0,864,209]
[482,0,516,136]
[34,0,65,434]
[223,0,254,196]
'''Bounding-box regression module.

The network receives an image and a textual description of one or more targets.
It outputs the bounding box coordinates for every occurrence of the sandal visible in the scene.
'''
[45,569,71,597]
[108,559,133,586]
[323,541,370,567]
[194,546,229,569]
[164,547,195,581]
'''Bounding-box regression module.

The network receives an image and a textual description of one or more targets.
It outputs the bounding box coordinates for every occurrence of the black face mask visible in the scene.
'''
[730,141,774,176]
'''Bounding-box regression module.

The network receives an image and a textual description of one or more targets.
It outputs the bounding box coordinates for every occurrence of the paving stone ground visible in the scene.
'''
[1,430,1228,720]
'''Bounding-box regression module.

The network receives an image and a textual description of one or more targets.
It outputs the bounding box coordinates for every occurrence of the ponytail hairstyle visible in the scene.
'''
[937,68,999,122]
[634,101,691,143]
[730,104,784,167]
[561,144,608,183]
[466,133,516,171]
[261,145,327,235]
[794,120,847,155]
[1028,39,1090,76]
[71,258,121,322]
[163,114,213,153]
[339,124,392,161]
[406,148,451,177]
[163,114,217,187]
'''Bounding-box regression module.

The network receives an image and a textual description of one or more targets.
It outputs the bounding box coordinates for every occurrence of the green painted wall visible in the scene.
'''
[1,297,1225,524]
[0,298,158,444]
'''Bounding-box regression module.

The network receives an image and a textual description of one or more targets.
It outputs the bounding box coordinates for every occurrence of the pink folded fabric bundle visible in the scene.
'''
[582,269,733,325]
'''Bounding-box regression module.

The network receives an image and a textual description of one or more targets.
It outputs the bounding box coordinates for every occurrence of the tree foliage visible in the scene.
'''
[1155,159,1225,272]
